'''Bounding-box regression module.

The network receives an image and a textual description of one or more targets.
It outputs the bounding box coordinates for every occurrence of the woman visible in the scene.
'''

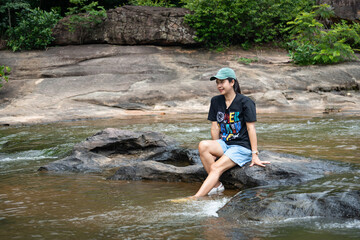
[194,67,270,198]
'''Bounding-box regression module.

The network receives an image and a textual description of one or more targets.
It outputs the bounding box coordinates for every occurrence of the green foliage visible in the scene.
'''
[182,0,315,48]
[287,4,360,65]
[129,0,177,7]
[6,7,60,51]
[65,0,107,44]
[0,65,11,88]
[287,41,320,65]
[0,0,30,36]
[236,57,258,65]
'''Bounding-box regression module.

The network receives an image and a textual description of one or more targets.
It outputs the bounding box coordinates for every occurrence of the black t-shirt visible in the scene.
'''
[207,93,257,150]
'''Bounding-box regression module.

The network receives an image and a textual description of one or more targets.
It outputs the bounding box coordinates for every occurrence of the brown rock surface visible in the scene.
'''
[317,0,360,21]
[52,5,196,46]
[0,44,359,125]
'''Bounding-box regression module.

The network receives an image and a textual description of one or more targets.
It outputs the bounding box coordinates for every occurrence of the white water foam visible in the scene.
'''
[315,220,360,230]
[169,197,231,218]
[0,150,58,162]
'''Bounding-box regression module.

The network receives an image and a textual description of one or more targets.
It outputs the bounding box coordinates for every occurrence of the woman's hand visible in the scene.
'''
[249,154,270,167]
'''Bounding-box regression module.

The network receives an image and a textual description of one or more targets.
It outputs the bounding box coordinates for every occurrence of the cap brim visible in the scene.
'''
[210,76,217,81]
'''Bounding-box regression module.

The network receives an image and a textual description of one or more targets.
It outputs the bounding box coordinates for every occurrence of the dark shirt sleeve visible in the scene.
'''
[243,98,257,122]
[207,97,217,121]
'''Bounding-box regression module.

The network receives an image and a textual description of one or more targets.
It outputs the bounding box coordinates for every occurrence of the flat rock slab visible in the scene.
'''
[1,44,359,125]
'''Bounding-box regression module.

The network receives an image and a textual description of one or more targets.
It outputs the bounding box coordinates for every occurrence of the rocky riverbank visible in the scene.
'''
[0,44,359,126]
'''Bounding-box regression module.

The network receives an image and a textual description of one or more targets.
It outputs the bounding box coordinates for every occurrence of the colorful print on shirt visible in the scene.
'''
[217,110,242,142]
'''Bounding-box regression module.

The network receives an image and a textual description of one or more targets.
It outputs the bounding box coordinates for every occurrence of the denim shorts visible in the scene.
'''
[216,139,252,167]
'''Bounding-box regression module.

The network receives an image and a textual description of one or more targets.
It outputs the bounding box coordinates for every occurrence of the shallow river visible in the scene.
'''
[0,114,359,239]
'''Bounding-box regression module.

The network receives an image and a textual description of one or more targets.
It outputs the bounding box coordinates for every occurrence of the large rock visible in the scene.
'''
[38,128,199,173]
[52,5,196,46]
[317,0,360,21]
[0,44,359,126]
[218,173,360,221]
[39,129,352,191]
[109,149,351,189]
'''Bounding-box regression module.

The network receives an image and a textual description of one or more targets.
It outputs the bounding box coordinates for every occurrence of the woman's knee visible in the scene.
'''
[209,162,223,176]
[198,140,211,153]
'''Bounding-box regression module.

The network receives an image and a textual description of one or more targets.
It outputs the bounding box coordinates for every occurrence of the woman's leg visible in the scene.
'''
[194,155,236,197]
[198,140,224,188]
[198,140,223,173]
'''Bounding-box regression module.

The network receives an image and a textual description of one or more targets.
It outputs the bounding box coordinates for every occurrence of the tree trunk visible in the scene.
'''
[8,7,11,28]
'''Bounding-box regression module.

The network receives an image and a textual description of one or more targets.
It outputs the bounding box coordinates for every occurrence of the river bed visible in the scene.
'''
[0,114,359,239]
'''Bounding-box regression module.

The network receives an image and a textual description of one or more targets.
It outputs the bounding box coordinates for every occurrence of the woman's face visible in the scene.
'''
[216,79,234,95]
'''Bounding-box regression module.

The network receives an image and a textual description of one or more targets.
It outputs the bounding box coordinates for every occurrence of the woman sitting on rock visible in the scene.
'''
[193,67,270,198]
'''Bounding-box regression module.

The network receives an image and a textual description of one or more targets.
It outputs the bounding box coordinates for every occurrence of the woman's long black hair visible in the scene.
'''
[228,78,241,94]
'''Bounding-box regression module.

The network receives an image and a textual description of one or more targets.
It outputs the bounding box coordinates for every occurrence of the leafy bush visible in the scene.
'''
[287,4,360,65]
[6,7,60,51]
[129,0,177,7]
[182,0,315,48]
[0,0,30,36]
[65,0,107,44]
[0,65,11,88]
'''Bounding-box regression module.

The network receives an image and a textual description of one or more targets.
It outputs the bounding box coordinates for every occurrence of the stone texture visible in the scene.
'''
[108,160,207,182]
[317,0,360,21]
[0,44,359,125]
[38,128,183,172]
[109,149,351,189]
[52,5,196,46]
[39,128,352,191]
[218,173,360,221]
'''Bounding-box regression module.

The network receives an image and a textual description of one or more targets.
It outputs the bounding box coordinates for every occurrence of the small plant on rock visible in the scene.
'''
[129,0,176,7]
[236,57,258,65]
[65,0,107,44]
[0,65,11,88]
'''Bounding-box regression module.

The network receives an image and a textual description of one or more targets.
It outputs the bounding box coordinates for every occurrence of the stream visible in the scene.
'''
[0,114,359,239]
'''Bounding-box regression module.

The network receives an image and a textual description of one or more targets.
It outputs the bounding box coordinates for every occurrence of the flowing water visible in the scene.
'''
[0,114,359,239]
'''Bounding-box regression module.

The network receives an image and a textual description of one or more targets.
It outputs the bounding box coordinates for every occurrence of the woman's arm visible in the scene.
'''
[211,122,220,140]
[246,122,270,167]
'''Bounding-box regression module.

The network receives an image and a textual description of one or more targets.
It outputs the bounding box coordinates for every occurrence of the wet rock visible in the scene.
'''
[221,150,352,188]
[108,160,207,182]
[38,151,113,173]
[38,128,196,173]
[52,5,196,46]
[108,149,351,188]
[218,173,360,221]
[40,128,351,191]
[72,128,176,154]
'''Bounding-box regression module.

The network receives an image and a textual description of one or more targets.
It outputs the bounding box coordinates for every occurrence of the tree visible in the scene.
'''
[0,0,30,35]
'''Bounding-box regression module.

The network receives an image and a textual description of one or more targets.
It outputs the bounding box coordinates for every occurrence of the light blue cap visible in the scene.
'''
[210,67,237,81]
